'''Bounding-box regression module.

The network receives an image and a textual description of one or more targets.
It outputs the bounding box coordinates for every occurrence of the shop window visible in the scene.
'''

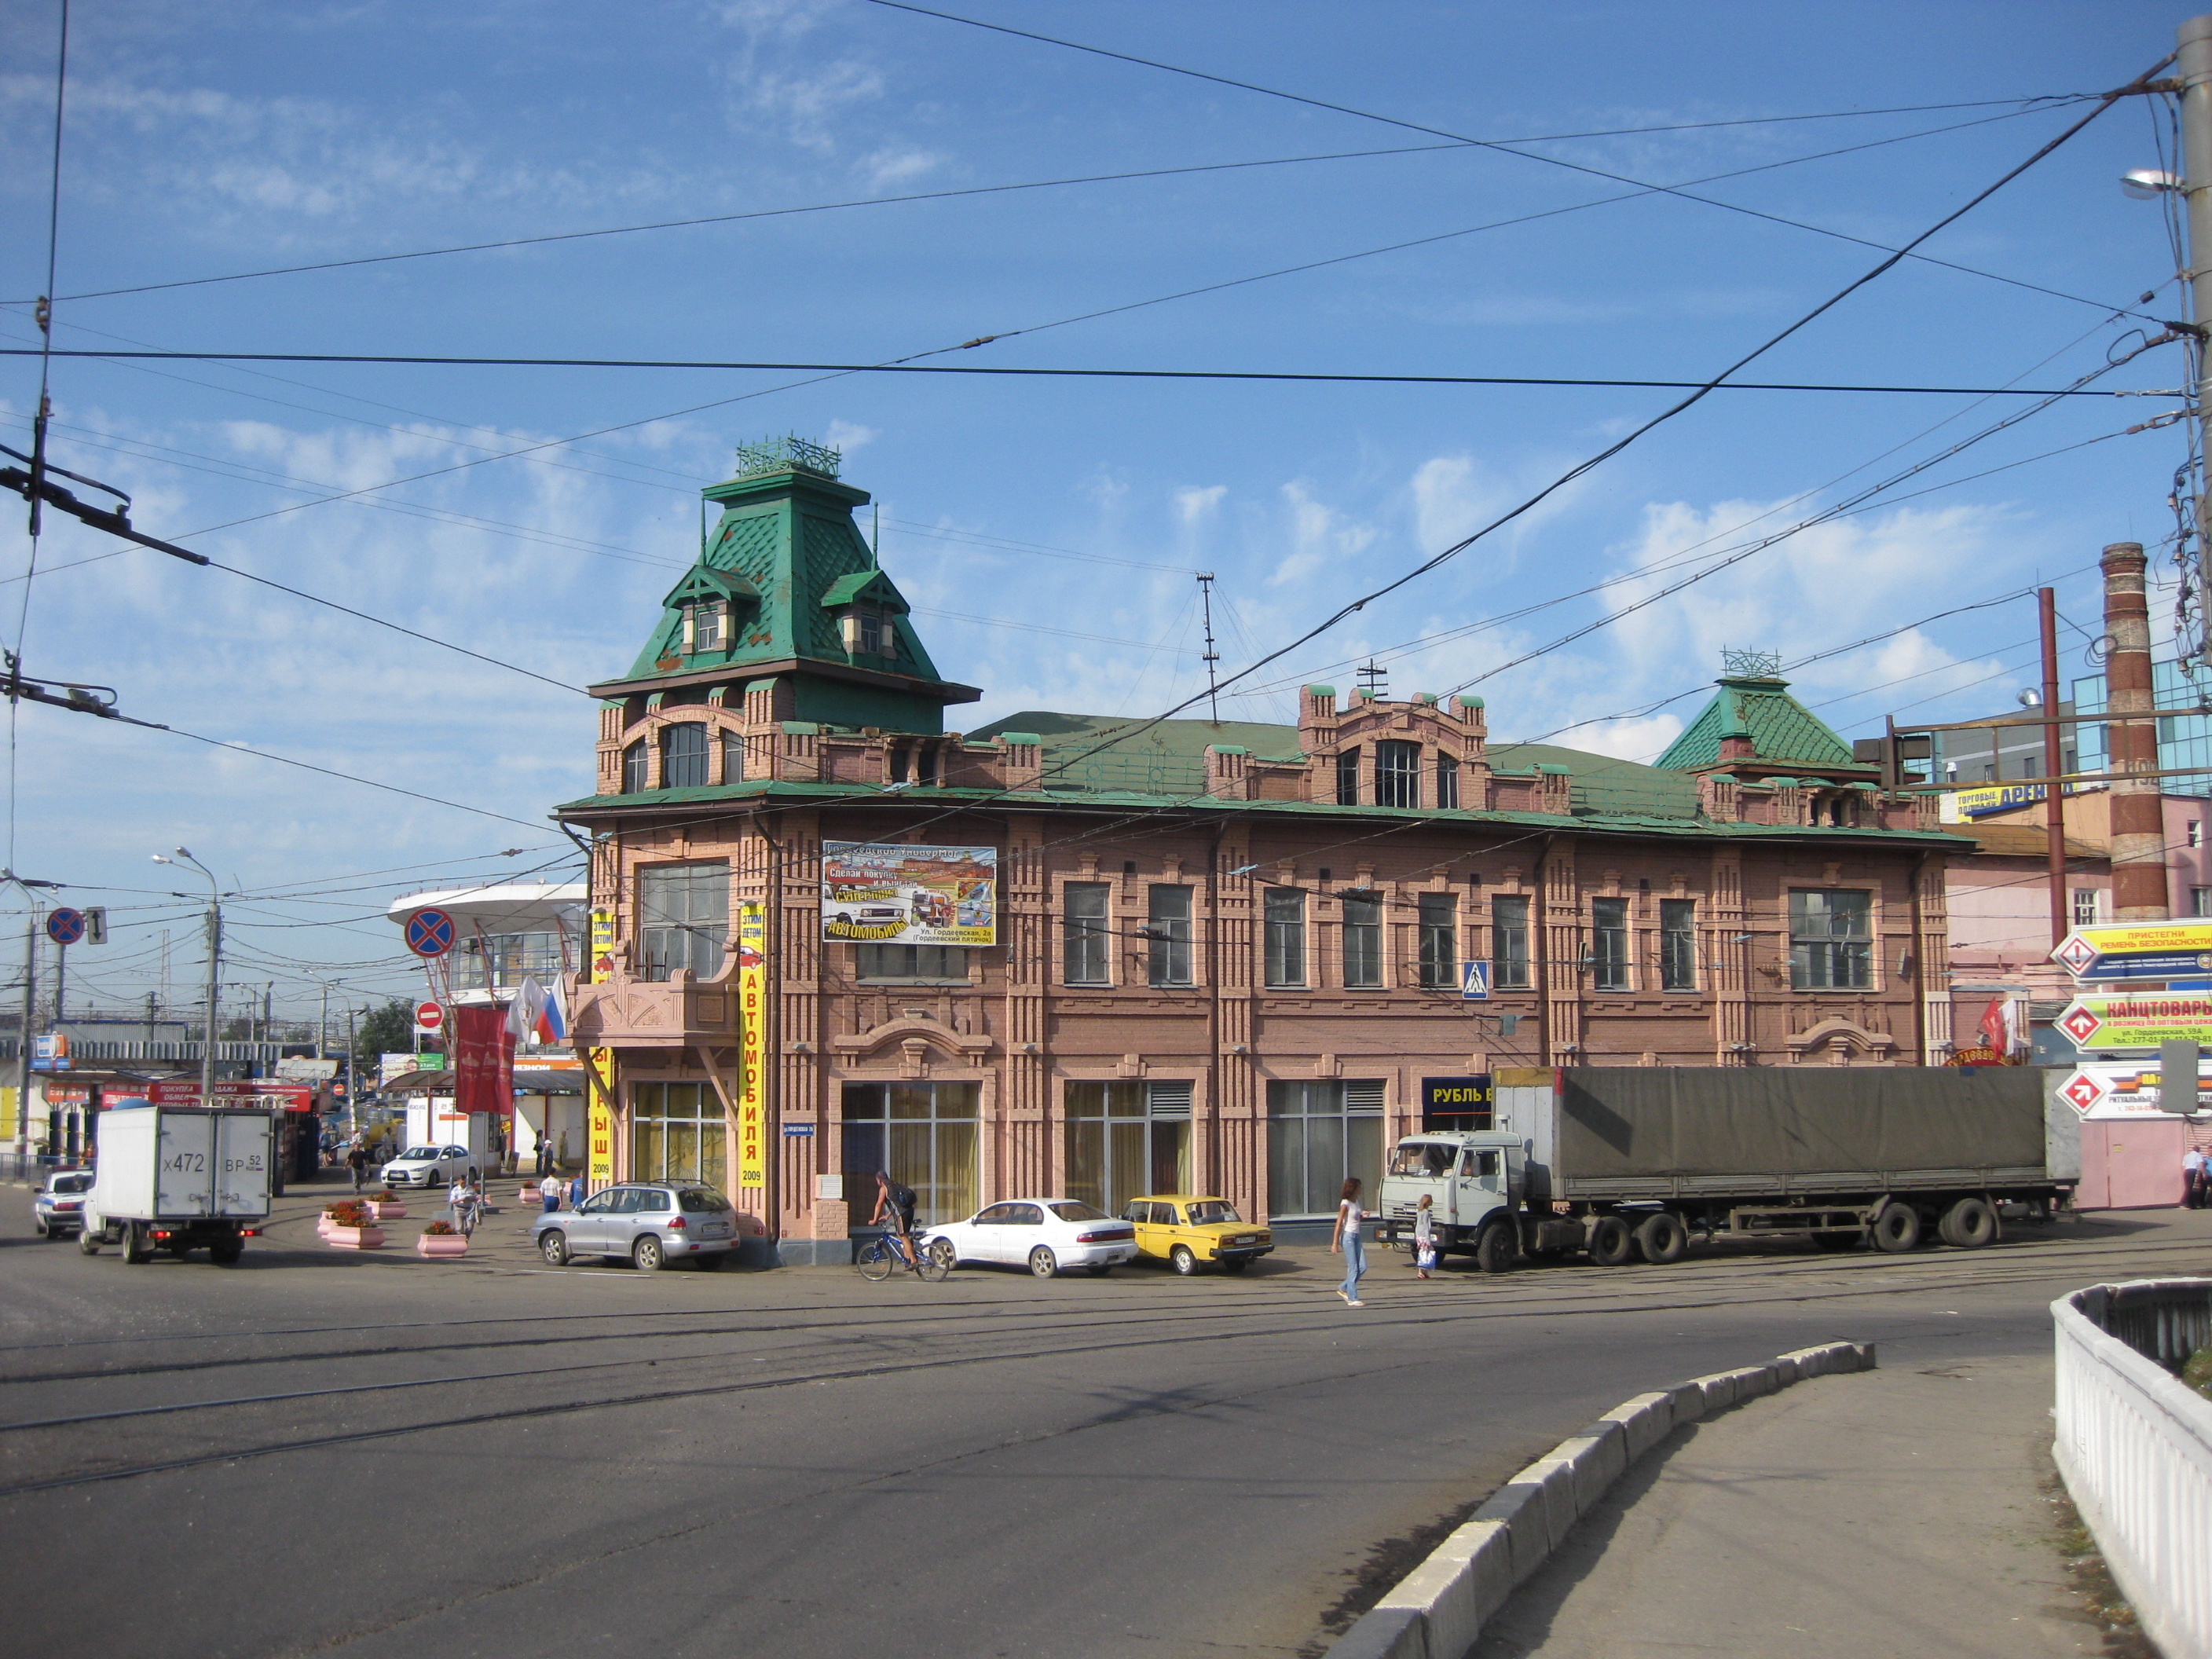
[1375,741,1420,808]
[1064,883,1111,986]
[721,730,745,785]
[631,1082,727,1188]
[639,861,728,981]
[1591,897,1630,991]
[1335,748,1361,806]
[855,944,969,983]
[621,739,647,794]
[1418,892,1456,988]
[1263,888,1306,988]
[1342,892,1382,988]
[1436,756,1460,810]
[1148,885,1192,987]
[1491,895,1531,991]
[1789,888,1872,991]
[1266,1079,1384,1219]
[840,1082,978,1227]
[1659,898,1697,992]
[1064,1080,1192,1216]
[661,722,709,789]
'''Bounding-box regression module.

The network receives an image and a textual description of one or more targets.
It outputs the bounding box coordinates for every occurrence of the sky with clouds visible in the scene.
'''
[0,0,2196,1025]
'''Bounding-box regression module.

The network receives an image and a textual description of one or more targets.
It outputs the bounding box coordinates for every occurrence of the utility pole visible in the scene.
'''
[16,915,33,1155]
[2103,542,2171,919]
[2040,587,2068,944]
[1197,573,1221,726]
[2179,17,2212,661]
[52,936,64,1026]
[317,983,328,1060]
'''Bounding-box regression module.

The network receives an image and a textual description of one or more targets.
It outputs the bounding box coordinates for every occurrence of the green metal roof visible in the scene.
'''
[1656,675,1856,771]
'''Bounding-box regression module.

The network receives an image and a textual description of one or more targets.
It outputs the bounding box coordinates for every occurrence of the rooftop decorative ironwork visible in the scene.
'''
[1720,646,1784,679]
[734,434,841,479]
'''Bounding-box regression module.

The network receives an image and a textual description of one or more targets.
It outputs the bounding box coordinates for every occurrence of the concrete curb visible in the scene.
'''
[1328,1340,1877,1659]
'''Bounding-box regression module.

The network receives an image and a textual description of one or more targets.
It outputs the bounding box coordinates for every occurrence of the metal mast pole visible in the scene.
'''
[201,897,221,1099]
[16,914,34,1154]
[2178,17,2212,657]
[2040,587,2068,944]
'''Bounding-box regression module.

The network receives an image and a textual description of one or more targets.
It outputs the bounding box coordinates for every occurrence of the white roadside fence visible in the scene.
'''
[2052,1278,2212,1659]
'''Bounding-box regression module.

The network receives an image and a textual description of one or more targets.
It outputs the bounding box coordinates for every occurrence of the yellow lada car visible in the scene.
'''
[1122,1194,1273,1275]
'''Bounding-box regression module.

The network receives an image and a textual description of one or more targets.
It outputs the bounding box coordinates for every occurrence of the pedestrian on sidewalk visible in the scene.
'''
[1331,1177,1368,1306]
[1412,1193,1437,1280]
[346,1141,369,1193]
[535,1138,551,1177]
[2185,1143,2207,1209]
[567,1170,585,1210]
[539,1172,562,1214]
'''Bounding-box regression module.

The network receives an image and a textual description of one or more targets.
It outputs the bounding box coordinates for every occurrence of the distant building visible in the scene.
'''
[554,441,1959,1258]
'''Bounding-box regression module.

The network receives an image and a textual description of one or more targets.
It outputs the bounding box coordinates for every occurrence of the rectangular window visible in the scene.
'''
[2194,888,2212,918]
[855,944,969,983]
[1335,748,1361,806]
[661,722,709,789]
[630,1082,727,1189]
[2192,821,2204,850]
[720,729,744,785]
[1064,883,1111,986]
[1147,885,1192,987]
[693,602,724,653]
[840,1082,978,1228]
[1342,893,1382,988]
[1659,898,1696,992]
[1263,888,1306,988]
[2073,888,2102,927]
[1789,888,1873,991]
[856,609,895,658]
[1435,756,1459,810]
[621,740,648,794]
[1418,892,1456,989]
[1491,895,1531,991]
[1265,1079,1385,1218]
[1064,1081,1192,1216]
[638,861,728,981]
[1591,896,1630,991]
[1375,740,1421,808]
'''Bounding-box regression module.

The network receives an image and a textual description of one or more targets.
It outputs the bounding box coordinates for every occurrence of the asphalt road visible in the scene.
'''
[3,1181,2207,1659]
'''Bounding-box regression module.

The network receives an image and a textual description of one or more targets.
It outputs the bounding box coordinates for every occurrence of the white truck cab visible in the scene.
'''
[1378,1130,1533,1271]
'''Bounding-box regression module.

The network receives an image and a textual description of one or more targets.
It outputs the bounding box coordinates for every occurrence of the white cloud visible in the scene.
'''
[859,147,943,189]
[825,419,878,456]
[1269,482,1376,588]
[1174,484,1226,526]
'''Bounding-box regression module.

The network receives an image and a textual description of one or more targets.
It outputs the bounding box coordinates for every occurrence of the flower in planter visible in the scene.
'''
[370,1191,398,1203]
[423,1220,457,1236]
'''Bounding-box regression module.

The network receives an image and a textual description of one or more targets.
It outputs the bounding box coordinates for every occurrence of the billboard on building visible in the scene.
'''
[820,842,997,945]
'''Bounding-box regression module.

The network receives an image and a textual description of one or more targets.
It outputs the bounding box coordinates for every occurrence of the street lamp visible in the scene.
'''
[3,869,62,1159]
[152,848,220,1102]
[2120,167,2183,199]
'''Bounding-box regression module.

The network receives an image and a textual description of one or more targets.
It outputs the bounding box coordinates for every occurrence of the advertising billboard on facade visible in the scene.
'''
[821,841,997,945]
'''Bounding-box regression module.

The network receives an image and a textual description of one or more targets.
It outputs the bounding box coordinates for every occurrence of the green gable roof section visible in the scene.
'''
[589,437,979,734]
[1656,668,1859,775]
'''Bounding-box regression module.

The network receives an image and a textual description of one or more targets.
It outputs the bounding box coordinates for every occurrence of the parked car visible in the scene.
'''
[32,1170,93,1238]
[1122,1193,1273,1275]
[379,1145,478,1188]
[920,1198,1137,1278]
[532,1181,738,1270]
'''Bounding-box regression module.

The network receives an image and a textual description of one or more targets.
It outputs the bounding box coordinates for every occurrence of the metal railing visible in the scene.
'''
[2052,1278,2212,1659]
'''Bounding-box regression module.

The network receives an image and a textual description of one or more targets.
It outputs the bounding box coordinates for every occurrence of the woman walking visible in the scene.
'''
[1330,1177,1368,1306]
[1412,1192,1437,1280]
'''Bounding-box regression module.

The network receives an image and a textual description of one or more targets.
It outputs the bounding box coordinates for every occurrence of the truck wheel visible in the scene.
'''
[210,1240,243,1265]
[1476,1222,1516,1274]
[1588,1215,1633,1267]
[1871,1202,1921,1253]
[1634,1212,1687,1265]
[1938,1196,1998,1249]
[119,1221,148,1265]
[77,1227,100,1256]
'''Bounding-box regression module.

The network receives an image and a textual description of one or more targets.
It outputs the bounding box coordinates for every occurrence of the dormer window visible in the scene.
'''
[691,601,724,654]
[844,606,897,661]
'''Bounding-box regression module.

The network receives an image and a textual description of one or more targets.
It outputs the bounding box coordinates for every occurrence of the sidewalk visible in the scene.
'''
[1469,1356,2106,1659]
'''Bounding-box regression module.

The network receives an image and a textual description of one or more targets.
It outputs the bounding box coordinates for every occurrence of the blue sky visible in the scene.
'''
[0,0,2197,1024]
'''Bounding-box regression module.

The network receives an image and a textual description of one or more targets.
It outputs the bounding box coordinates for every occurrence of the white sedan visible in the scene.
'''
[920,1198,1138,1278]
[379,1144,479,1188]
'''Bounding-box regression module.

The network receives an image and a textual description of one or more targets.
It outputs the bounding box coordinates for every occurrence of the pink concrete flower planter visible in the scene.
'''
[415,1233,469,1259]
[366,1200,407,1221]
[325,1224,385,1250]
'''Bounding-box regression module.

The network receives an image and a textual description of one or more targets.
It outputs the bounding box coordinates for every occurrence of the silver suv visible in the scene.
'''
[532,1181,738,1271]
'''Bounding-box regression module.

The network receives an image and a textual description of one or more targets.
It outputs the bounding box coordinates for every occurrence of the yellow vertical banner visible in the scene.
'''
[587,1048,615,1190]
[588,907,616,981]
[737,900,767,1188]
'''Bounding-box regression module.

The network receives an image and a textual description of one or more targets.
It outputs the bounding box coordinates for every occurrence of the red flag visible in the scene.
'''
[1980,996,2008,1052]
[452,1003,515,1114]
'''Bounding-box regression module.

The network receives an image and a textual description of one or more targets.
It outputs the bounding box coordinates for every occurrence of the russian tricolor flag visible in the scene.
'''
[506,976,567,1045]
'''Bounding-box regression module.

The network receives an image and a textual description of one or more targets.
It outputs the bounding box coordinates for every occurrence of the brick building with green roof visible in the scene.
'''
[557,446,1957,1261]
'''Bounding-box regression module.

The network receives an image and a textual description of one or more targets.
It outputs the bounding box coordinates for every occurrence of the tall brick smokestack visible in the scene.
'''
[2102,540,2168,920]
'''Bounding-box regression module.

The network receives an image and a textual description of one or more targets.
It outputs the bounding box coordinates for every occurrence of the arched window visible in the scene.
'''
[621,739,647,793]
[662,722,709,789]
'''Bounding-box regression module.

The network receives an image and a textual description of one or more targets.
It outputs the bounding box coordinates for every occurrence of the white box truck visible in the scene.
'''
[80,1102,273,1265]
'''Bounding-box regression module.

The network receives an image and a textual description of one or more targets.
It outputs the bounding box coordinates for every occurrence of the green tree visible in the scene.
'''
[353,998,420,1069]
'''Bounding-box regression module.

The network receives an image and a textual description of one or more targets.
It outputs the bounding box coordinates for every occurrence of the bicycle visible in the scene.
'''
[856,1226,949,1282]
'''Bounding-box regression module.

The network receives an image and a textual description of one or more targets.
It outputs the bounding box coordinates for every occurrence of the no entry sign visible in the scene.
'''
[415,1001,444,1034]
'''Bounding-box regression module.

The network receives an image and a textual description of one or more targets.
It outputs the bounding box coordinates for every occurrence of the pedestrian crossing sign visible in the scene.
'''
[1461,961,1490,1000]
